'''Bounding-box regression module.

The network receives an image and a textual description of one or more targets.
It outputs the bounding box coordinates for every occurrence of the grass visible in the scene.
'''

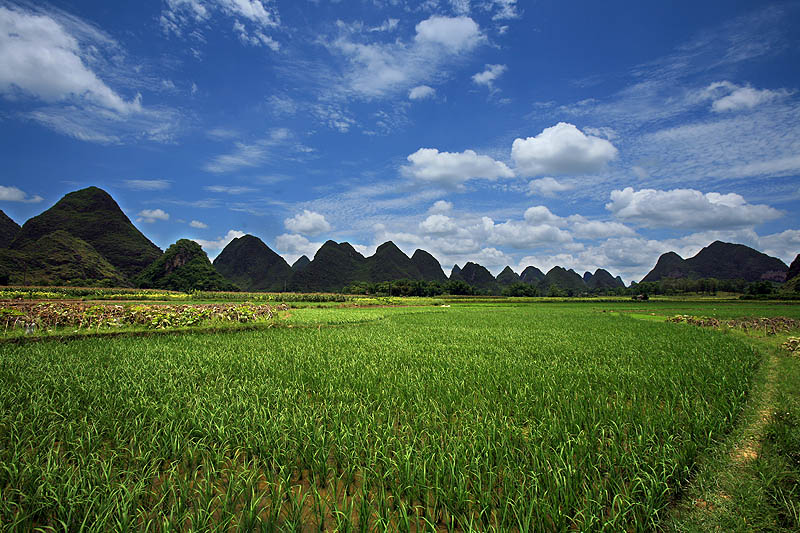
[0,303,766,531]
[664,330,800,531]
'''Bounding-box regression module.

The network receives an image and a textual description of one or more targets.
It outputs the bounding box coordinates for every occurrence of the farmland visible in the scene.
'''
[0,298,798,531]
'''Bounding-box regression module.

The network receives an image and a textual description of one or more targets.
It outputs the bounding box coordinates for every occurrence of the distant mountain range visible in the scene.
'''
[0,186,795,293]
[641,241,788,283]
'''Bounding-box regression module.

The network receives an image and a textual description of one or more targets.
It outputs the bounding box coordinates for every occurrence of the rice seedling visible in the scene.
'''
[0,305,762,530]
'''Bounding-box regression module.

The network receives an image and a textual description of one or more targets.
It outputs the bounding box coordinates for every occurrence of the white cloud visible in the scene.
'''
[161,0,279,48]
[204,142,266,173]
[428,200,453,214]
[275,233,325,264]
[267,94,298,116]
[232,19,279,50]
[419,214,457,234]
[403,148,514,187]
[512,122,619,177]
[414,16,481,51]
[449,0,471,16]
[487,0,519,20]
[284,210,331,236]
[193,229,245,256]
[136,208,170,223]
[327,15,484,99]
[471,63,506,91]
[607,187,783,230]
[703,81,790,112]
[582,126,618,140]
[0,185,43,203]
[527,177,573,197]
[0,6,140,114]
[0,6,180,144]
[758,229,800,264]
[369,18,399,32]
[204,185,258,194]
[567,217,636,240]
[523,205,562,226]
[409,85,436,100]
[123,179,170,191]
[204,129,297,173]
[206,128,239,140]
[189,220,208,228]
[313,103,356,132]
[487,218,572,249]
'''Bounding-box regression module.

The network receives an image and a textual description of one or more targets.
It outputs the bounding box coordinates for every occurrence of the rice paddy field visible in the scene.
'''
[1,299,798,531]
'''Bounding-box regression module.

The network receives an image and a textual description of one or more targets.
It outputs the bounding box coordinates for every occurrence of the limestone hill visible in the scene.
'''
[134,239,237,292]
[10,187,162,280]
[213,235,292,291]
[641,241,788,283]
[0,210,20,248]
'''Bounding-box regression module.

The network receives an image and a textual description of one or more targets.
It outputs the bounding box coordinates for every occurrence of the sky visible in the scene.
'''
[1,0,799,283]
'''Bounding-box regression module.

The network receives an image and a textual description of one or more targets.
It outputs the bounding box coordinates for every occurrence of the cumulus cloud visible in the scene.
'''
[606,187,783,230]
[512,122,619,177]
[487,218,572,249]
[327,15,484,99]
[193,229,245,255]
[189,220,208,228]
[527,177,573,197]
[403,148,514,187]
[419,214,458,234]
[136,208,170,223]
[414,207,572,251]
[703,81,791,112]
[567,216,636,239]
[471,64,506,91]
[523,205,563,226]
[409,85,436,100]
[275,233,325,264]
[123,179,170,191]
[284,210,331,236]
[0,185,43,203]
[428,200,453,214]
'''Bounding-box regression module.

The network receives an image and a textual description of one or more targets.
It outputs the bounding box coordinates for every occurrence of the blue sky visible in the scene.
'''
[1,0,799,282]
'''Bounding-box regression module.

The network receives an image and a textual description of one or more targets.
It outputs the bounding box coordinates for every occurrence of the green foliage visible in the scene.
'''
[0,230,128,287]
[134,239,238,292]
[502,281,539,296]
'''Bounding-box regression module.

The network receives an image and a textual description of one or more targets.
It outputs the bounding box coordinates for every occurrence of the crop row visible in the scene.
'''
[0,302,283,332]
[667,314,800,334]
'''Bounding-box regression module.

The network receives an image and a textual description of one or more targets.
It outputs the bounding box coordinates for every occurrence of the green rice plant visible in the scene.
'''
[0,305,762,531]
